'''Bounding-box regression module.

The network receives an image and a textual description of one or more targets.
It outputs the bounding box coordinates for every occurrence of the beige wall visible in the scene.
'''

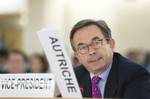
[22,0,46,54]
[115,2,150,53]
[23,0,150,55]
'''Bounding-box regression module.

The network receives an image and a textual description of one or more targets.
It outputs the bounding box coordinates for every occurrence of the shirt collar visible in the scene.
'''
[90,63,112,81]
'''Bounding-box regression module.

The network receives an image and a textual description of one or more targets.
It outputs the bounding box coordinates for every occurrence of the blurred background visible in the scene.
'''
[0,0,150,73]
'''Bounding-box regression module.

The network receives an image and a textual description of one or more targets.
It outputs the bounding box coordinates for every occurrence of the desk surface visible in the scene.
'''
[0,97,92,99]
[0,97,95,99]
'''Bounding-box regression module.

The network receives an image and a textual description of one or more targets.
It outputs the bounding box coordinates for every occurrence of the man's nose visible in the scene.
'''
[88,46,96,55]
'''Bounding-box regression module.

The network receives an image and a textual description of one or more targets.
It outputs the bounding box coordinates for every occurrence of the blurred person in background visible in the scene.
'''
[28,53,49,73]
[126,49,145,65]
[0,48,8,73]
[6,49,28,73]
[144,52,150,73]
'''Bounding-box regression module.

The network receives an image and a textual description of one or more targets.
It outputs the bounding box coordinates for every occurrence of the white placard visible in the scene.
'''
[37,28,82,98]
[0,73,55,98]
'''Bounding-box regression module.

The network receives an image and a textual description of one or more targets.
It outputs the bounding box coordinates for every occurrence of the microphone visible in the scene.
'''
[80,87,85,93]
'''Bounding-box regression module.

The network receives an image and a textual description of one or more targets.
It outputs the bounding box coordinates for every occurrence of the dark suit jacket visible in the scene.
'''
[74,52,150,99]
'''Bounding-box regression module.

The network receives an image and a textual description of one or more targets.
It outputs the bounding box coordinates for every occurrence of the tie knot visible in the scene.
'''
[92,76,101,84]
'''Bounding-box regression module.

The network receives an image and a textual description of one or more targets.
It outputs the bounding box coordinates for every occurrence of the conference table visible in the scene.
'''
[0,97,98,99]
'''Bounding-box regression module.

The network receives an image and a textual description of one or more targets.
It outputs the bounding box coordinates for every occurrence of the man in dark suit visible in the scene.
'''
[70,19,150,98]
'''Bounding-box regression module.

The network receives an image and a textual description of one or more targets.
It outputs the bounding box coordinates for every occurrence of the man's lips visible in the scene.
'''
[88,57,102,63]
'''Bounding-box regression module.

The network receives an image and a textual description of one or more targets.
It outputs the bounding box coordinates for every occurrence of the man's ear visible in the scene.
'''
[74,52,79,59]
[74,52,81,63]
[109,38,115,49]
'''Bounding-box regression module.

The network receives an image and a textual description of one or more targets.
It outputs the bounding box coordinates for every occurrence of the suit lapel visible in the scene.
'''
[104,53,118,98]
[78,66,92,98]
[82,72,92,97]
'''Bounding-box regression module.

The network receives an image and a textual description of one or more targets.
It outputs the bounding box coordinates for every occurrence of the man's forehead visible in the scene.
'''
[73,25,104,45]
[77,36,102,45]
[9,54,23,59]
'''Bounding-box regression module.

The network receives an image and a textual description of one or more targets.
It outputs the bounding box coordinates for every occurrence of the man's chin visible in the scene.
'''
[89,65,106,74]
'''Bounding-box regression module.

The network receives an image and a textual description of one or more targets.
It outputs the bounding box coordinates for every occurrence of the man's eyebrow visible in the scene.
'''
[77,36,101,46]
[91,36,100,41]
[77,43,85,46]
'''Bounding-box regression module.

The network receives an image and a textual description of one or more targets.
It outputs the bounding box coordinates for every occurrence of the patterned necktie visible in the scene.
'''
[92,76,102,98]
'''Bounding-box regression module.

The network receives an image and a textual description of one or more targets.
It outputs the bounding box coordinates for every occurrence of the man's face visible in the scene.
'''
[7,53,25,73]
[30,56,43,73]
[73,25,115,74]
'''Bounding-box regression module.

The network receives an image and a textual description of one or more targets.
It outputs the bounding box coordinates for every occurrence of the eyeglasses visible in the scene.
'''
[76,38,108,54]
